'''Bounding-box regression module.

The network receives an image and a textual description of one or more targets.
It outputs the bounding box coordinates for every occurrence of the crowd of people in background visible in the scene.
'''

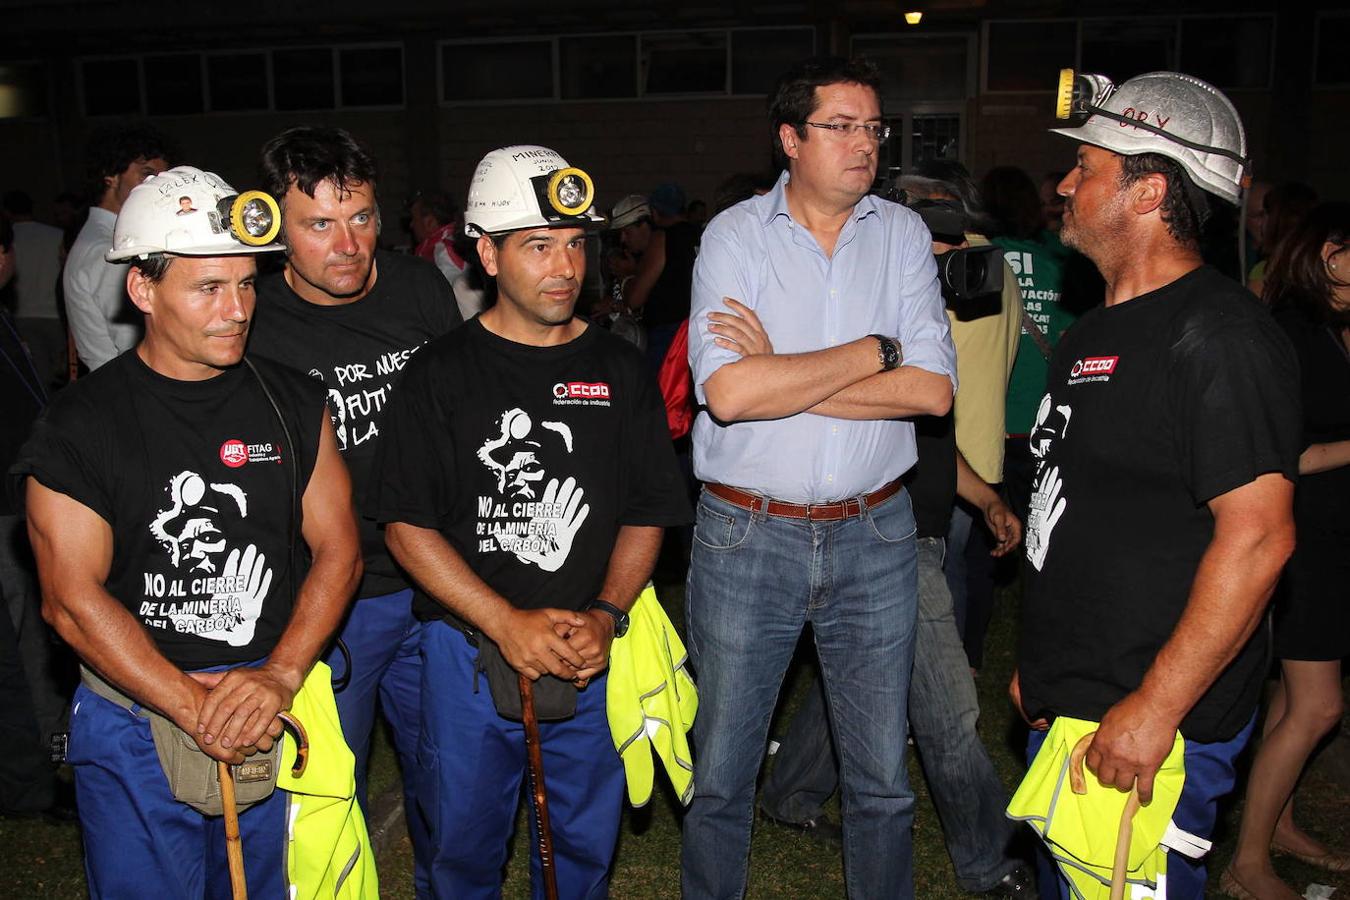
[0,52,1346,900]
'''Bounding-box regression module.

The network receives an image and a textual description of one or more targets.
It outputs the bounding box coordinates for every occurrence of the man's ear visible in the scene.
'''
[1130,171,1168,217]
[126,266,155,315]
[778,123,801,162]
[477,234,500,277]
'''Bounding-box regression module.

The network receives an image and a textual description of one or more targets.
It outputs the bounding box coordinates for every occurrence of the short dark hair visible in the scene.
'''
[259,126,378,208]
[83,123,176,205]
[2,190,34,217]
[1117,152,1212,248]
[768,56,883,170]
[131,253,174,283]
[982,166,1044,241]
[1264,201,1350,323]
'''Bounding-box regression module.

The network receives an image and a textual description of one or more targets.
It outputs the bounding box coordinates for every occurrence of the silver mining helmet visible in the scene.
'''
[1051,69,1248,205]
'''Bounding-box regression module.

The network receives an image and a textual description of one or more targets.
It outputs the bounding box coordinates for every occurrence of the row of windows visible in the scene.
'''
[77,45,405,117]
[439,28,816,103]
[2,13,1349,121]
[983,15,1278,93]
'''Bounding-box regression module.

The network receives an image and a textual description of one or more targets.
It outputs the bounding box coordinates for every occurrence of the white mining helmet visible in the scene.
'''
[463,145,604,237]
[1051,70,1249,206]
[106,166,284,262]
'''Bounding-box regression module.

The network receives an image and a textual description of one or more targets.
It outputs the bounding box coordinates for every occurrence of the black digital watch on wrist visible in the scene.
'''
[586,600,630,638]
[870,334,901,372]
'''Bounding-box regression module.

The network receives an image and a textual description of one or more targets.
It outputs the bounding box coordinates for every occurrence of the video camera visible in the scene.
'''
[880,187,1004,303]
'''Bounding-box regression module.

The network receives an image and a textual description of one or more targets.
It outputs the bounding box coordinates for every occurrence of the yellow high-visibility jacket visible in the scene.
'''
[278,661,380,899]
[606,585,697,807]
[1007,716,1201,899]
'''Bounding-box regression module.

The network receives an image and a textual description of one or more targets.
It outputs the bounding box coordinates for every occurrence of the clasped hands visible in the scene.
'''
[492,606,616,688]
[182,663,301,765]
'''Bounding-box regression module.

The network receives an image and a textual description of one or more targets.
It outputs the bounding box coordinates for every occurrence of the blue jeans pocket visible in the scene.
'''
[693,497,756,550]
[863,492,917,544]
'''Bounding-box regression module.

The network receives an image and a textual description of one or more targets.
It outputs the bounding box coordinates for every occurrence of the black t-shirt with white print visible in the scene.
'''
[249,249,461,599]
[10,351,325,669]
[1018,266,1300,743]
[370,318,691,622]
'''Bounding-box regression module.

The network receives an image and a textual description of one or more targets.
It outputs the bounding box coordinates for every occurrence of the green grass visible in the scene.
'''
[4,575,1346,899]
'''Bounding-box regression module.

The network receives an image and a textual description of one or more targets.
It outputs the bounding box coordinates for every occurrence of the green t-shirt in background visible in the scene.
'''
[998,231,1079,434]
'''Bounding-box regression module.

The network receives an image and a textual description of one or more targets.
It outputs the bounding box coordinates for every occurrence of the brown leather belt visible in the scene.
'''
[705,478,903,522]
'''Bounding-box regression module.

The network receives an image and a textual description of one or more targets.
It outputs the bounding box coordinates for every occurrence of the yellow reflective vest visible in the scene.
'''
[1007,716,1195,899]
[278,661,380,899]
[606,585,698,806]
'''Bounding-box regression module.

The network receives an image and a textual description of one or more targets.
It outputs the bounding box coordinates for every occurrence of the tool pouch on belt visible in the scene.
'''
[476,639,577,721]
[81,666,282,816]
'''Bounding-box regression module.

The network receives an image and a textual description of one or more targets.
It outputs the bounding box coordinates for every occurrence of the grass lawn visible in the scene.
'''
[3,575,1346,899]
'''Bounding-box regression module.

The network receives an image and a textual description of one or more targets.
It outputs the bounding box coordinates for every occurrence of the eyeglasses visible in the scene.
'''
[802,121,891,144]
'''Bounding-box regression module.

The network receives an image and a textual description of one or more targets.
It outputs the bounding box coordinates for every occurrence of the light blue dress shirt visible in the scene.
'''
[689,171,957,503]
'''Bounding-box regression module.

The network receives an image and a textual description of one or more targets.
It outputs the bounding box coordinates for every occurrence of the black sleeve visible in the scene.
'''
[1170,316,1302,505]
[8,395,116,525]
[620,361,693,527]
[413,256,464,334]
[247,357,327,497]
[367,353,458,530]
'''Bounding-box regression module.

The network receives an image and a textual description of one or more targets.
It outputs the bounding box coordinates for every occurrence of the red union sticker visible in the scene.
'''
[1070,356,1119,378]
[553,381,611,400]
[219,439,249,468]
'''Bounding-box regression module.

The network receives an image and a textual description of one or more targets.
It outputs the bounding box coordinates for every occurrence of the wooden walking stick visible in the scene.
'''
[1069,733,1143,900]
[218,760,248,900]
[519,674,560,900]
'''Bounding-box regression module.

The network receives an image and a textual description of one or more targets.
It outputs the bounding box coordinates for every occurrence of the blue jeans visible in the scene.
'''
[418,622,624,900]
[324,589,430,895]
[1026,714,1256,900]
[681,487,920,900]
[761,537,1019,892]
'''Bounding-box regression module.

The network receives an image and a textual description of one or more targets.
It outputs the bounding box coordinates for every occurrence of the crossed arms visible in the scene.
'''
[702,298,952,422]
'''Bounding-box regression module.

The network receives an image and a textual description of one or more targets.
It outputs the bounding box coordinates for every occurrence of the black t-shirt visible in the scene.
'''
[248,250,461,599]
[1274,303,1350,533]
[644,221,700,329]
[370,319,691,622]
[10,352,325,668]
[1018,266,1300,743]
[904,413,956,540]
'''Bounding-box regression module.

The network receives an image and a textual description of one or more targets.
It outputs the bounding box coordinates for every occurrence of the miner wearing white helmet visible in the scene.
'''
[1013,72,1301,900]
[13,166,373,895]
[370,145,689,898]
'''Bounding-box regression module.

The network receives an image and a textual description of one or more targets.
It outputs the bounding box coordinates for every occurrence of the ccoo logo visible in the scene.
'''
[1070,356,1119,378]
[553,381,611,400]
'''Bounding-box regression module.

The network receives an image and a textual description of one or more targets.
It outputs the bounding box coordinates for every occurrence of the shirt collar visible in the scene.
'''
[759,169,881,229]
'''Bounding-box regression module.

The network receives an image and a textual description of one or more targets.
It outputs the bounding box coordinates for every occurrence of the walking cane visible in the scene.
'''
[217,711,310,900]
[519,674,560,900]
[1069,733,1142,900]
[219,760,248,900]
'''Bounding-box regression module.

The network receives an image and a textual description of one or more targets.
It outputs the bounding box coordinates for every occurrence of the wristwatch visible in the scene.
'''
[870,334,902,372]
[586,600,630,638]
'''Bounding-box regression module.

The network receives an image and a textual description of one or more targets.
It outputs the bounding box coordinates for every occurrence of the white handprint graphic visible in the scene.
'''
[168,544,273,646]
[490,476,590,572]
[1025,465,1067,572]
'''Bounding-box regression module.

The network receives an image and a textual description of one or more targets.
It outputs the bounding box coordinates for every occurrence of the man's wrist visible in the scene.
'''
[869,334,902,372]
[585,599,630,638]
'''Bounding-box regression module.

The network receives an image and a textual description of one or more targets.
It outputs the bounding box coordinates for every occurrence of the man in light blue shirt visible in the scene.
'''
[680,56,956,900]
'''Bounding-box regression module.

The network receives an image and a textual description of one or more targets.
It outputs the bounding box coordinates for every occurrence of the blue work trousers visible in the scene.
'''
[68,683,288,899]
[680,487,920,900]
[325,588,429,895]
[418,621,625,900]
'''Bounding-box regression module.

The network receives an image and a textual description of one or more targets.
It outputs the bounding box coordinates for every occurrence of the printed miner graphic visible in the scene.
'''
[149,470,273,645]
[476,408,589,572]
